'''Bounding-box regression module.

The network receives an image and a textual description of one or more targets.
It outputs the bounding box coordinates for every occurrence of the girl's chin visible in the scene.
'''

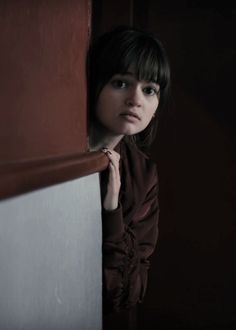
[99,122,144,136]
[118,131,141,137]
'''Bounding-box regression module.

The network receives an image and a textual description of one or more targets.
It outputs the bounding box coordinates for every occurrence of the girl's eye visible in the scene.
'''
[111,79,127,89]
[143,86,159,96]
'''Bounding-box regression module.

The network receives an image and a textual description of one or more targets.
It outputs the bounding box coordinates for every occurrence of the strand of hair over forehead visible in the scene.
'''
[90,27,170,92]
[109,31,169,88]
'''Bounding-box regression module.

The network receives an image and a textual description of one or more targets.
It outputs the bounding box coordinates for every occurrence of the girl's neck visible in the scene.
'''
[89,122,124,151]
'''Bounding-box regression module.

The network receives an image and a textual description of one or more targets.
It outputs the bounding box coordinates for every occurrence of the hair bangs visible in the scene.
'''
[113,38,168,91]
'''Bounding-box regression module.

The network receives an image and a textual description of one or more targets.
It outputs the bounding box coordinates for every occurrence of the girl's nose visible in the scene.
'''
[125,87,142,107]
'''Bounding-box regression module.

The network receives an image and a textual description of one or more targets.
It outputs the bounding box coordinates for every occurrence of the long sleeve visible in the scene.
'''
[102,161,159,313]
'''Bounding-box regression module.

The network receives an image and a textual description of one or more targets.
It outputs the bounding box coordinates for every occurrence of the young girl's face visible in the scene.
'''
[95,70,160,137]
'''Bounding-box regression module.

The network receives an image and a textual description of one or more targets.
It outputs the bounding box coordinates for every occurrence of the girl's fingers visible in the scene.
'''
[101,148,121,211]
[106,150,121,191]
[101,148,120,166]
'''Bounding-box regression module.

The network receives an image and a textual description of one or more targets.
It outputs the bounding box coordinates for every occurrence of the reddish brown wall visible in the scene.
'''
[0,0,89,162]
[0,0,108,199]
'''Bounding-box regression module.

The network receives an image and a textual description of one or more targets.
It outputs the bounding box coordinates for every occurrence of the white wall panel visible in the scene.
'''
[0,174,102,330]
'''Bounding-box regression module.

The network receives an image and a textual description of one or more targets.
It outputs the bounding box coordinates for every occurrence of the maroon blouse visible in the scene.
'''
[101,140,159,313]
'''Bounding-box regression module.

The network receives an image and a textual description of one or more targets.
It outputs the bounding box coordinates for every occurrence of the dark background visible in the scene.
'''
[92,0,236,329]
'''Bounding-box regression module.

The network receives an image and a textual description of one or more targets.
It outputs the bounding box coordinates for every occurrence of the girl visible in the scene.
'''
[87,26,170,314]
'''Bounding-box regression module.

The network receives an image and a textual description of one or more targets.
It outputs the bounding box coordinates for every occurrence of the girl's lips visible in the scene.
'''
[120,111,141,120]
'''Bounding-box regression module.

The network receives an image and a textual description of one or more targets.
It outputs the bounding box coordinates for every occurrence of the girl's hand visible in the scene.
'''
[101,148,121,211]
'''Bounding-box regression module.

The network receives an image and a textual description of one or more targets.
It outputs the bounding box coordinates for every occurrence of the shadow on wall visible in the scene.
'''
[138,1,236,329]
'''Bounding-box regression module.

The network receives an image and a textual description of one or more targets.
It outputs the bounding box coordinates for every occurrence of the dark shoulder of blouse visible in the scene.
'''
[101,140,159,313]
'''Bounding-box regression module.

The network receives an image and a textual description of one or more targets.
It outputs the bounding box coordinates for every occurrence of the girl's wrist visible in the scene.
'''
[103,197,119,211]
[103,203,119,211]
